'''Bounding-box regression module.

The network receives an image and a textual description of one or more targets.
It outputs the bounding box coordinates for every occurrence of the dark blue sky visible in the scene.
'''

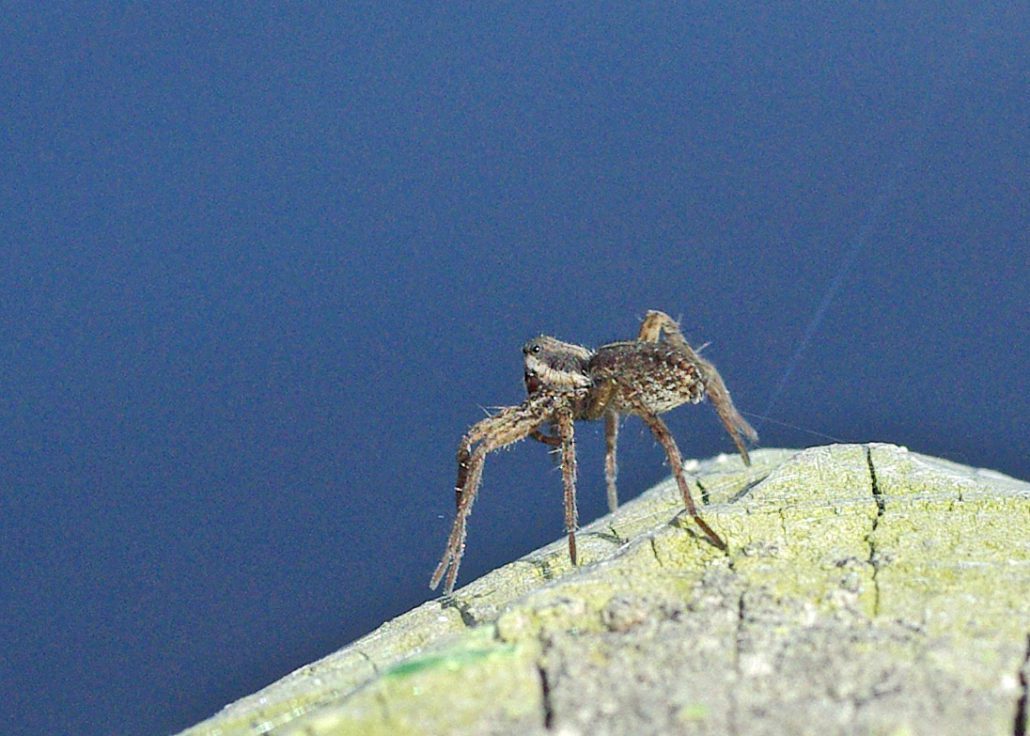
[1,5,1026,735]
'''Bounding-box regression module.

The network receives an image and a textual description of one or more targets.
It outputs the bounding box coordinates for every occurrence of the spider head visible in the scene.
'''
[522,336,594,395]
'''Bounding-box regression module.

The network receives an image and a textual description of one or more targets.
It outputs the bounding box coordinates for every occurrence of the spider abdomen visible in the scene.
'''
[590,341,706,414]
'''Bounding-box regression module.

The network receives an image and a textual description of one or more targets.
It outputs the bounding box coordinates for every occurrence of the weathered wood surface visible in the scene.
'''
[178,444,1030,736]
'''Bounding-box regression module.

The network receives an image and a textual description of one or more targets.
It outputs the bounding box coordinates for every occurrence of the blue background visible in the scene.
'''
[1,5,1026,735]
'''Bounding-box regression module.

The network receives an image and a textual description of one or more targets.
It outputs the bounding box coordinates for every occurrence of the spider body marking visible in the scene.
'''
[431,310,757,594]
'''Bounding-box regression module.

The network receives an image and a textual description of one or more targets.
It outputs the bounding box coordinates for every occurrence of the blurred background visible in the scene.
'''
[1,4,1026,734]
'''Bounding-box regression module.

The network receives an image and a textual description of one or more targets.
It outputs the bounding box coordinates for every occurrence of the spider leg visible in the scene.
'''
[431,394,559,594]
[529,427,562,447]
[454,419,496,509]
[700,363,759,466]
[526,427,564,475]
[576,379,619,514]
[638,310,758,465]
[637,408,727,551]
[554,406,579,565]
[454,439,473,510]
[637,309,677,342]
[454,411,557,509]
[604,410,619,513]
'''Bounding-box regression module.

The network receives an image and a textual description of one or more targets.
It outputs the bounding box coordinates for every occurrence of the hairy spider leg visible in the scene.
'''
[638,310,758,465]
[481,409,582,566]
[454,415,564,509]
[532,397,619,517]
[701,372,758,466]
[529,428,562,447]
[555,408,579,565]
[431,394,570,594]
[637,409,728,551]
[454,413,513,509]
[453,437,476,510]
[604,410,619,513]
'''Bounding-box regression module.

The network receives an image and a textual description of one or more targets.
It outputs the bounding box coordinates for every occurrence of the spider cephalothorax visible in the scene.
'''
[430,310,757,594]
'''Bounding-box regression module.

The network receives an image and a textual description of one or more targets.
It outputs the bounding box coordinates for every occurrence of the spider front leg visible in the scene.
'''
[533,408,618,516]
[637,408,727,551]
[510,411,582,563]
[454,411,557,508]
[454,414,519,509]
[638,310,758,465]
[554,407,579,565]
[432,394,564,595]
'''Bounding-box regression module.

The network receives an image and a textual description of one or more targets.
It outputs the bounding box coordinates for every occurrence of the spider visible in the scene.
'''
[430,310,757,594]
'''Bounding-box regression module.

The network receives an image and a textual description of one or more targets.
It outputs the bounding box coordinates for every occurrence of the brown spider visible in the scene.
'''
[430,310,757,594]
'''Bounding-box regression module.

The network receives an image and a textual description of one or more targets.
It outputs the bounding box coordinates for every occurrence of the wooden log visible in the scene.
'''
[178,444,1030,736]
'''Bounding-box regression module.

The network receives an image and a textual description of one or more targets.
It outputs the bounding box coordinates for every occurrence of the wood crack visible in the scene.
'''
[1015,633,1030,736]
[864,445,885,617]
[536,653,556,730]
[728,588,747,736]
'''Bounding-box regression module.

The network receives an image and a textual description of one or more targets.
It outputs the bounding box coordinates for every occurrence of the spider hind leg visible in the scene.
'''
[638,310,757,465]
[638,409,727,551]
